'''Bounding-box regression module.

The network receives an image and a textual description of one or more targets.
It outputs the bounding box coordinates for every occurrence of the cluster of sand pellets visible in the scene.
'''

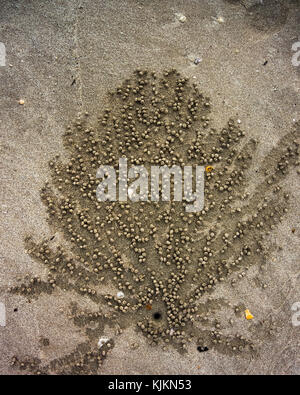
[9,70,299,374]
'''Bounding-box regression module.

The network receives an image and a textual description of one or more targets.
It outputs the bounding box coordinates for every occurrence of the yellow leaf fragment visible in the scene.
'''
[245,309,254,320]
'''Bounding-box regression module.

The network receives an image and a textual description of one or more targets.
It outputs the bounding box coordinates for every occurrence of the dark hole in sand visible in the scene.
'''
[197,346,209,352]
[153,312,162,320]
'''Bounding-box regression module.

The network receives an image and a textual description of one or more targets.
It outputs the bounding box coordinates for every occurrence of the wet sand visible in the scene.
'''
[0,0,299,375]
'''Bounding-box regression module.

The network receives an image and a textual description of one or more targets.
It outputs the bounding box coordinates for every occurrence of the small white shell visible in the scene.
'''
[117,291,125,299]
[212,16,225,24]
[175,13,186,23]
[98,337,110,348]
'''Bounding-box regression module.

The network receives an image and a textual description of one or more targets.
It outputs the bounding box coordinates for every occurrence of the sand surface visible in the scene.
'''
[0,0,299,375]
